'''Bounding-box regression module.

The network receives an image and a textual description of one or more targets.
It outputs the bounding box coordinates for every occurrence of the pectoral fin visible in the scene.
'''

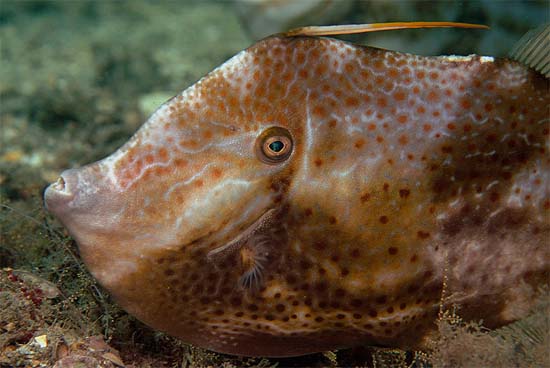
[207,208,280,291]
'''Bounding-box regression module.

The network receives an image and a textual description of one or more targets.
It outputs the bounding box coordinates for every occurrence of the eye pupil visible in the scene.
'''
[268,141,284,152]
[255,127,293,164]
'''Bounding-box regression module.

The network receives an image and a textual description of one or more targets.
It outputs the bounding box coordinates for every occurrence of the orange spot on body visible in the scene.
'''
[313,105,326,117]
[427,91,439,102]
[253,71,261,82]
[441,145,453,154]
[393,90,406,102]
[460,98,472,109]
[399,189,410,198]
[345,97,359,107]
[158,148,168,161]
[315,64,327,75]
[417,231,430,239]
[212,168,222,178]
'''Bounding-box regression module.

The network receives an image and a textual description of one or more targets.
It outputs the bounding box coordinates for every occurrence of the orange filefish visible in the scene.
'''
[44,22,549,357]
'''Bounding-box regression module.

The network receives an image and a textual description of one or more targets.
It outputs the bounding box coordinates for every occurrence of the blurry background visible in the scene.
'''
[0,1,548,367]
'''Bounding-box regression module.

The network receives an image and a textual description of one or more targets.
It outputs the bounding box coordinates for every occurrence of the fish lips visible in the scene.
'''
[44,169,79,216]
[44,165,120,233]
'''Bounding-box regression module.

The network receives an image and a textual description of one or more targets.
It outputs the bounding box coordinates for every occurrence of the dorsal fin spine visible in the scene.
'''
[282,22,488,37]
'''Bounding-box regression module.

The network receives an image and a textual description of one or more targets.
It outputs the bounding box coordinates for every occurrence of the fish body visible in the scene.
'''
[45,33,549,357]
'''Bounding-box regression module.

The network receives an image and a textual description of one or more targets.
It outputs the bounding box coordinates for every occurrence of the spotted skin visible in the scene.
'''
[44,36,549,357]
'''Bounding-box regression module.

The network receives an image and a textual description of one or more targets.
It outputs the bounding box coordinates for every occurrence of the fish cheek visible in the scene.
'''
[121,237,283,340]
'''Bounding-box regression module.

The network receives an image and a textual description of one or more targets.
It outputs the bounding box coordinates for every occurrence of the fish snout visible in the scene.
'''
[44,169,78,213]
[44,165,109,218]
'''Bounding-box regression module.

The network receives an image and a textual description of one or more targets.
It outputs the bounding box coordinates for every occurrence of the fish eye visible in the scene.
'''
[255,127,293,164]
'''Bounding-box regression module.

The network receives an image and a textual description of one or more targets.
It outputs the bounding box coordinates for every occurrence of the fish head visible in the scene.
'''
[44,44,302,272]
[43,37,312,351]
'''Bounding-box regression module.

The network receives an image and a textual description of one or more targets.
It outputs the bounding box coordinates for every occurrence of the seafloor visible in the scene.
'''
[0,1,548,367]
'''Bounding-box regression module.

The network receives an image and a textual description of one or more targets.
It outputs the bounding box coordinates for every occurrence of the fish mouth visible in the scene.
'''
[43,165,116,232]
[43,170,77,213]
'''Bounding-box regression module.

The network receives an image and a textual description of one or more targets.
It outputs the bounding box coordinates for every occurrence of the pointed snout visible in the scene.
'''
[44,169,79,214]
[43,163,112,220]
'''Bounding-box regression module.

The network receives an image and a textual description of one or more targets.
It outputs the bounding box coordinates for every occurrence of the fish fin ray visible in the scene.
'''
[206,209,280,292]
[509,24,550,78]
[282,22,488,37]
[238,237,271,292]
[238,250,267,291]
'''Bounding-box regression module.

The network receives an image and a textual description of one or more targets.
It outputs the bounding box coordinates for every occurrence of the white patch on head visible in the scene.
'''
[175,178,253,230]
[443,55,475,62]
[442,54,493,63]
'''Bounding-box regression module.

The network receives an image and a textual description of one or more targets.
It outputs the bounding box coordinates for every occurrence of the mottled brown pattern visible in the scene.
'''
[45,35,549,357]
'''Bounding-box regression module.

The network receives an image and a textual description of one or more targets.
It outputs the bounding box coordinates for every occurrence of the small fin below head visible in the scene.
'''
[282,22,488,37]
[509,24,549,78]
